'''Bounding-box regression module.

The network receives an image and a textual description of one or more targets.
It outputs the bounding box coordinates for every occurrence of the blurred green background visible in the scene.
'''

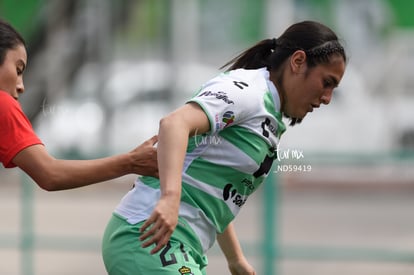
[1,0,414,156]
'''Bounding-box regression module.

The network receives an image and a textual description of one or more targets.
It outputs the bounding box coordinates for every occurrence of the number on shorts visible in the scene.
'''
[159,241,190,267]
[160,242,177,266]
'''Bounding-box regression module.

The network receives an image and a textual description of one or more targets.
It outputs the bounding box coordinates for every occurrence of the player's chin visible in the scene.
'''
[302,106,316,117]
[295,111,308,120]
[284,114,304,126]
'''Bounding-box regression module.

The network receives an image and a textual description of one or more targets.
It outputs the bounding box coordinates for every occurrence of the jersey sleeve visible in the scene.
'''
[0,92,43,168]
[187,77,258,135]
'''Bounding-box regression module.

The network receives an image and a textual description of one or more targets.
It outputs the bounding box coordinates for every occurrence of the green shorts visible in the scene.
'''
[102,213,208,275]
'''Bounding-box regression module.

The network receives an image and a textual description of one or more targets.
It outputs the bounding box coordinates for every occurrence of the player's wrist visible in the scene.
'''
[160,189,181,200]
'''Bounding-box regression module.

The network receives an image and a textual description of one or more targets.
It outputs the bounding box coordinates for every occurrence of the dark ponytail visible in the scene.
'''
[220,39,276,71]
[221,20,346,71]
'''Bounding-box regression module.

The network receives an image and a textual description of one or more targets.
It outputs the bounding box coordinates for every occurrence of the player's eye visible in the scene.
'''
[17,67,24,76]
[323,79,333,89]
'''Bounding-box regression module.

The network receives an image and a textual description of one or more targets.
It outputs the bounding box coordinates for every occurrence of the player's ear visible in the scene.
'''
[290,50,306,73]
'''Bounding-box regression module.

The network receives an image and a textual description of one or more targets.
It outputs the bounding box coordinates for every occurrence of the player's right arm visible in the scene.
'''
[12,135,158,191]
[139,102,210,254]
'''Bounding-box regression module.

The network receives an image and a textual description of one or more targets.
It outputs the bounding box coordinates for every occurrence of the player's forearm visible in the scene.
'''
[27,154,131,191]
[14,144,132,191]
[217,222,246,263]
[46,154,132,190]
[157,114,189,199]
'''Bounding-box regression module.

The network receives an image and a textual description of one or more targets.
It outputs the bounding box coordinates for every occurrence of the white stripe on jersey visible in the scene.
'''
[196,137,259,174]
[178,202,216,253]
[115,181,160,224]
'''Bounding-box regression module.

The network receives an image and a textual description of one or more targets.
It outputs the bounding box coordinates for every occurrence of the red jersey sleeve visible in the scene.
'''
[0,91,43,168]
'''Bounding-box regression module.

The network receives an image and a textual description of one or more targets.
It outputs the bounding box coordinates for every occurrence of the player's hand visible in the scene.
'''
[228,257,257,275]
[129,135,158,177]
[139,194,180,254]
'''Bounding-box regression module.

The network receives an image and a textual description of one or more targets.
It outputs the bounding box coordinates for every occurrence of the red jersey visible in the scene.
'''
[0,91,42,168]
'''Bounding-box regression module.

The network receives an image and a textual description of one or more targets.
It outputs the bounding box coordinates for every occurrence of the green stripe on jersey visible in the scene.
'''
[263,92,286,137]
[185,157,258,196]
[141,174,237,233]
[263,91,278,118]
[181,182,234,233]
[219,125,270,165]
[140,176,159,188]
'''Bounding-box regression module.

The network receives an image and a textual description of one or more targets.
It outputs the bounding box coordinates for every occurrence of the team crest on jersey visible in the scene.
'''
[222,111,235,127]
[178,266,193,275]
[261,117,277,137]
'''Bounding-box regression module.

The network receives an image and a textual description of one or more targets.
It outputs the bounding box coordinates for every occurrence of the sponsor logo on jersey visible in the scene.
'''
[222,111,235,127]
[178,266,193,275]
[198,90,234,104]
[223,183,247,207]
[261,117,277,137]
[241,178,255,190]
[233,81,249,90]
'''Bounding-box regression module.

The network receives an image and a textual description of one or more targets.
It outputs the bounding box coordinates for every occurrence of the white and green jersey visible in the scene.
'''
[114,67,286,253]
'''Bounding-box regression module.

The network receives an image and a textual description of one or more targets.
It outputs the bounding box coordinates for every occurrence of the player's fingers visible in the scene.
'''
[152,171,159,178]
[139,223,150,235]
[139,212,158,233]
[146,135,158,146]
[140,216,165,243]
[141,225,166,248]
[139,216,158,240]
[139,224,159,242]
[150,232,171,254]
[141,235,157,248]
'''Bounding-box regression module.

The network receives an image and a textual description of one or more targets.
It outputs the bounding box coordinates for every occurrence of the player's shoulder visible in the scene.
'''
[0,90,13,100]
[0,91,20,115]
[0,90,14,105]
[203,68,268,91]
[223,68,269,90]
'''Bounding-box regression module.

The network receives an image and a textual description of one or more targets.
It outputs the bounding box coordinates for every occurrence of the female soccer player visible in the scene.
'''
[0,18,158,190]
[102,20,347,274]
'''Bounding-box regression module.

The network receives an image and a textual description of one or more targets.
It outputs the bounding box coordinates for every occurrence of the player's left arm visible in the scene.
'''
[217,222,256,275]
